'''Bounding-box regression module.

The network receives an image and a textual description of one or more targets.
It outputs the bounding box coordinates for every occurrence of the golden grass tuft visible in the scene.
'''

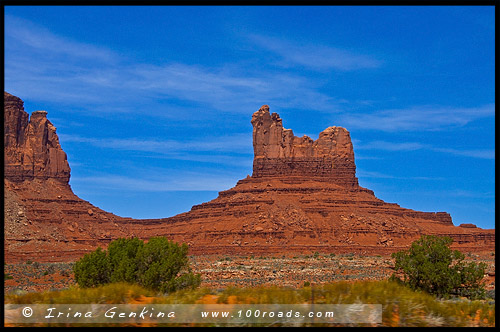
[4,280,495,327]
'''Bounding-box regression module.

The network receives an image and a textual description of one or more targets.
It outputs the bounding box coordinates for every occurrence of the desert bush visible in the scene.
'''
[391,235,487,299]
[136,237,200,293]
[73,247,110,288]
[73,237,201,293]
[107,237,144,284]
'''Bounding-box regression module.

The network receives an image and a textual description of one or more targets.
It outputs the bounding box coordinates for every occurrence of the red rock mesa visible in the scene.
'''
[251,105,358,187]
[133,105,495,255]
[4,92,134,263]
[3,94,495,262]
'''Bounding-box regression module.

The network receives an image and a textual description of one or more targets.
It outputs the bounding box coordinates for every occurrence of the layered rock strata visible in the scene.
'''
[251,105,358,187]
[4,92,134,263]
[132,105,494,255]
[135,172,494,256]
[4,92,71,183]
[3,94,495,262]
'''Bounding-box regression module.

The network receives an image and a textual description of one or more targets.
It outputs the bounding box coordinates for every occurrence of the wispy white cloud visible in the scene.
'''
[249,34,382,71]
[432,147,495,160]
[6,49,339,115]
[150,154,254,168]
[71,173,239,192]
[355,140,425,151]
[354,139,494,160]
[339,104,495,132]
[59,133,253,155]
[4,15,340,115]
[61,131,494,164]
[126,63,339,112]
[356,169,445,181]
[70,162,245,192]
[5,14,116,62]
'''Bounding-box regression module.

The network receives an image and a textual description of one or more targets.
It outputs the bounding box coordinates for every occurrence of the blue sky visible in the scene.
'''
[4,6,495,229]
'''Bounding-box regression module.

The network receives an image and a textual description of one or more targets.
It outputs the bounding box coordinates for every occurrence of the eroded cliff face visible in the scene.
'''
[4,92,71,183]
[133,105,494,255]
[4,92,131,263]
[251,105,358,187]
[3,96,495,262]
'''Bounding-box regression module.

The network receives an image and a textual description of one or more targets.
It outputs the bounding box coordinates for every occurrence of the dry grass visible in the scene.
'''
[5,280,494,327]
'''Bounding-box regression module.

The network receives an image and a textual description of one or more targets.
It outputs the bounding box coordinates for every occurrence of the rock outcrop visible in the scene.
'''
[3,95,495,262]
[132,105,494,255]
[251,105,358,187]
[4,92,71,183]
[4,92,134,263]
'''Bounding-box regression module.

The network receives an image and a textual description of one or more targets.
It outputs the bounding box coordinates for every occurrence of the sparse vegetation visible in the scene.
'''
[391,235,487,300]
[5,250,495,327]
[73,247,109,288]
[5,282,155,304]
[4,249,494,326]
[5,280,495,327]
[73,237,201,293]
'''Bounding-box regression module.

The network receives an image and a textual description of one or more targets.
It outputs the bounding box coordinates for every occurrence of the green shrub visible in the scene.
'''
[391,235,487,299]
[73,247,110,288]
[136,237,197,293]
[73,237,201,293]
[107,237,144,284]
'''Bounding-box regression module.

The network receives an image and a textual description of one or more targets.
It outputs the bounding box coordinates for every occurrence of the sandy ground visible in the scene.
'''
[4,252,495,294]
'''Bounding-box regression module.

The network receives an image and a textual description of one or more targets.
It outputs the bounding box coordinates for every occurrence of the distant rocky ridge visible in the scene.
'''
[3,92,495,263]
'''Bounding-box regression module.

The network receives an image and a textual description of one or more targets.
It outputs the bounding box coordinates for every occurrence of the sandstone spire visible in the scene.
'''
[4,91,71,183]
[251,105,358,187]
[4,92,130,263]
[3,96,494,262]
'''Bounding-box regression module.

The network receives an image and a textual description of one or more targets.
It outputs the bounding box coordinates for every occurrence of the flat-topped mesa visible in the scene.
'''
[3,94,494,261]
[4,91,71,183]
[251,105,359,188]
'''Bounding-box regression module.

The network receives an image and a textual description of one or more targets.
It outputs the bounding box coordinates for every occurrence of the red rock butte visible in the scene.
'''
[251,105,358,187]
[3,93,495,263]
